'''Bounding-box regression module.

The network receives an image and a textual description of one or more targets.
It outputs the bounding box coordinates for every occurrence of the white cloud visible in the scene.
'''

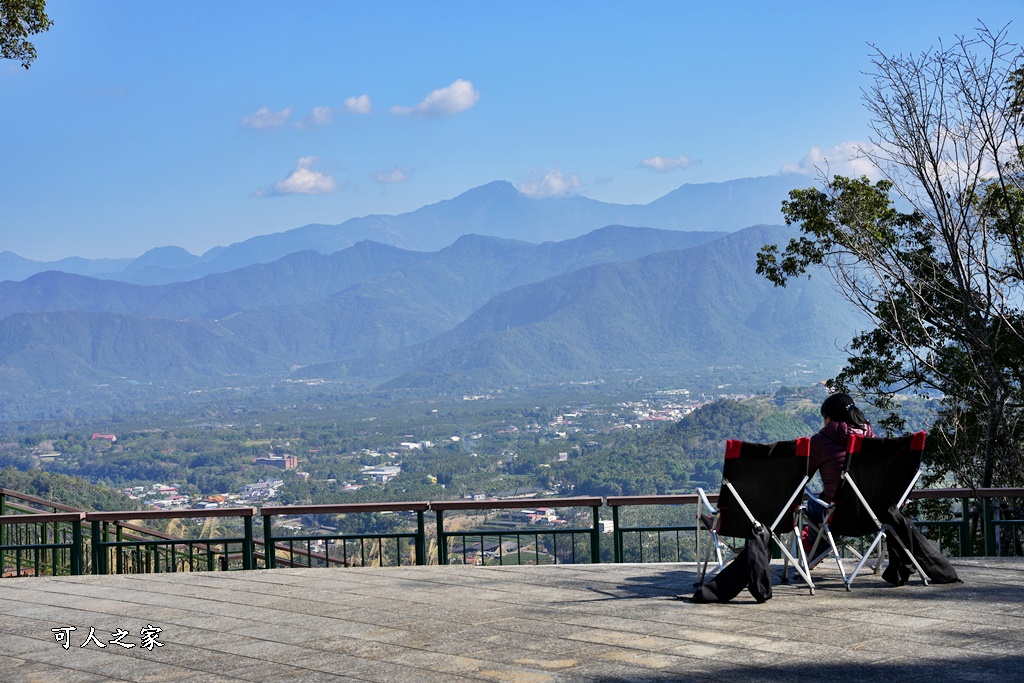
[255,157,338,197]
[782,142,880,180]
[391,79,480,117]
[373,166,410,184]
[297,106,337,129]
[516,168,583,198]
[296,95,373,128]
[639,154,694,173]
[241,106,293,129]
[344,94,373,114]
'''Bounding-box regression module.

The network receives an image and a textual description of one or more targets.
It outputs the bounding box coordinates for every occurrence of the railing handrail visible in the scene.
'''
[86,507,256,522]
[261,502,430,516]
[7,488,1021,521]
[607,494,717,507]
[0,487,83,513]
[908,487,1024,499]
[0,511,86,525]
[430,496,603,512]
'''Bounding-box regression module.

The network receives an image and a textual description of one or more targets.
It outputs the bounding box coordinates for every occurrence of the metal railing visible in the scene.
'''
[260,502,428,569]
[89,508,256,574]
[2,487,1023,577]
[905,488,1024,557]
[0,512,85,577]
[607,494,712,564]
[432,497,603,565]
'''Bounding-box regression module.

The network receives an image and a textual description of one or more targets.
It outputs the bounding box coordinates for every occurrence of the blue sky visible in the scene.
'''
[2,1,1020,260]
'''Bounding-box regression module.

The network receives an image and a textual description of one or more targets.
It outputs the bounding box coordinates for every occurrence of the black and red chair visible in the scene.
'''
[696,437,814,594]
[805,431,929,589]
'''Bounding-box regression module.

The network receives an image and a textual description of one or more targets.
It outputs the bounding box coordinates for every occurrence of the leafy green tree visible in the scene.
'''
[757,26,1024,489]
[1,0,52,68]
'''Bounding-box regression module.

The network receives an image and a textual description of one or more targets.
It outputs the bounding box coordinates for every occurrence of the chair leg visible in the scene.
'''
[774,530,814,595]
[871,536,885,574]
[846,531,885,589]
[696,530,716,587]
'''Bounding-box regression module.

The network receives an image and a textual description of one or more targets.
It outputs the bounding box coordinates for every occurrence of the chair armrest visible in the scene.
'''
[695,487,718,514]
[803,487,833,509]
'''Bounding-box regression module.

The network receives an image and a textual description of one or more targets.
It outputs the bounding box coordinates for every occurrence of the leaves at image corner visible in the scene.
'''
[0,0,53,69]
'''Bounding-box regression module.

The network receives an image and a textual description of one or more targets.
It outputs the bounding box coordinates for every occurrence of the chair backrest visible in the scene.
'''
[717,437,810,537]
[829,431,926,536]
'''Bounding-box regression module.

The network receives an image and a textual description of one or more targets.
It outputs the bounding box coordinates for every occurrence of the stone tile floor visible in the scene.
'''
[0,558,1021,682]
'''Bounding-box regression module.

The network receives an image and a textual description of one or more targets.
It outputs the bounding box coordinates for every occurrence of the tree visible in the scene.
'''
[756,25,1024,490]
[1,0,52,69]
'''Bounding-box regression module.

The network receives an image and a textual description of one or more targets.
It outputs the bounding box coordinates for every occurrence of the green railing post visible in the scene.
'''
[1,490,6,549]
[71,516,83,575]
[263,513,275,569]
[590,505,601,564]
[959,497,972,557]
[611,505,622,563]
[983,498,996,557]
[115,525,124,574]
[242,516,254,570]
[50,521,58,576]
[415,510,426,566]
[436,509,448,565]
[90,520,106,574]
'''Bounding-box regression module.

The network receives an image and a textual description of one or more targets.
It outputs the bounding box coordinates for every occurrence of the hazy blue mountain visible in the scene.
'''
[370,224,865,390]
[0,251,132,283]
[103,246,202,284]
[0,222,864,403]
[0,174,810,284]
[635,174,810,230]
[108,223,394,285]
[179,175,805,271]
[216,227,725,364]
[0,225,724,391]
[0,241,427,321]
[0,311,286,388]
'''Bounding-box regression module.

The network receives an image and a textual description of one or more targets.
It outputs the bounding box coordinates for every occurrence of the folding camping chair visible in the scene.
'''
[805,431,929,590]
[696,438,814,594]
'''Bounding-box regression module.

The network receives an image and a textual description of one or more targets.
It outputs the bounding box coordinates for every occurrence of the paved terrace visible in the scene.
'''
[0,558,1021,682]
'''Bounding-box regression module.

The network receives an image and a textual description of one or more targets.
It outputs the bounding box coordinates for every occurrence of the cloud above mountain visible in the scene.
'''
[255,157,338,197]
[391,79,480,117]
[373,167,411,184]
[782,142,879,179]
[639,154,695,173]
[516,168,583,198]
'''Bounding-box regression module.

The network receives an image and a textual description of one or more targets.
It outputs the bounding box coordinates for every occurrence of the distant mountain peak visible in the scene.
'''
[455,180,519,197]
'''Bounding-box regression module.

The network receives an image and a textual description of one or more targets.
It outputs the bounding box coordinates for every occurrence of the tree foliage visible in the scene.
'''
[757,25,1024,489]
[0,0,52,69]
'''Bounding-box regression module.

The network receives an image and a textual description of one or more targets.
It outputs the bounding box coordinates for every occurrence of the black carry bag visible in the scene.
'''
[745,524,773,603]
[880,506,961,585]
[691,524,774,603]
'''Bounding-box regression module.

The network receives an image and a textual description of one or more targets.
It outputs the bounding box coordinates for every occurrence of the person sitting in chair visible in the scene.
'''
[803,393,875,554]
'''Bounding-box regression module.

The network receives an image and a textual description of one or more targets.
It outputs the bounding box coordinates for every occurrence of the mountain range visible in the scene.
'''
[0,226,863,417]
[1,174,809,285]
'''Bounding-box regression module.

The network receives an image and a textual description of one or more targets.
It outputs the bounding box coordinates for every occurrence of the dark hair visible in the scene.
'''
[820,393,868,427]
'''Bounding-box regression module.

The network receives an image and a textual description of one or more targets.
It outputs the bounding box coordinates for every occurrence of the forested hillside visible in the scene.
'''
[0,468,143,512]
[2,387,941,510]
